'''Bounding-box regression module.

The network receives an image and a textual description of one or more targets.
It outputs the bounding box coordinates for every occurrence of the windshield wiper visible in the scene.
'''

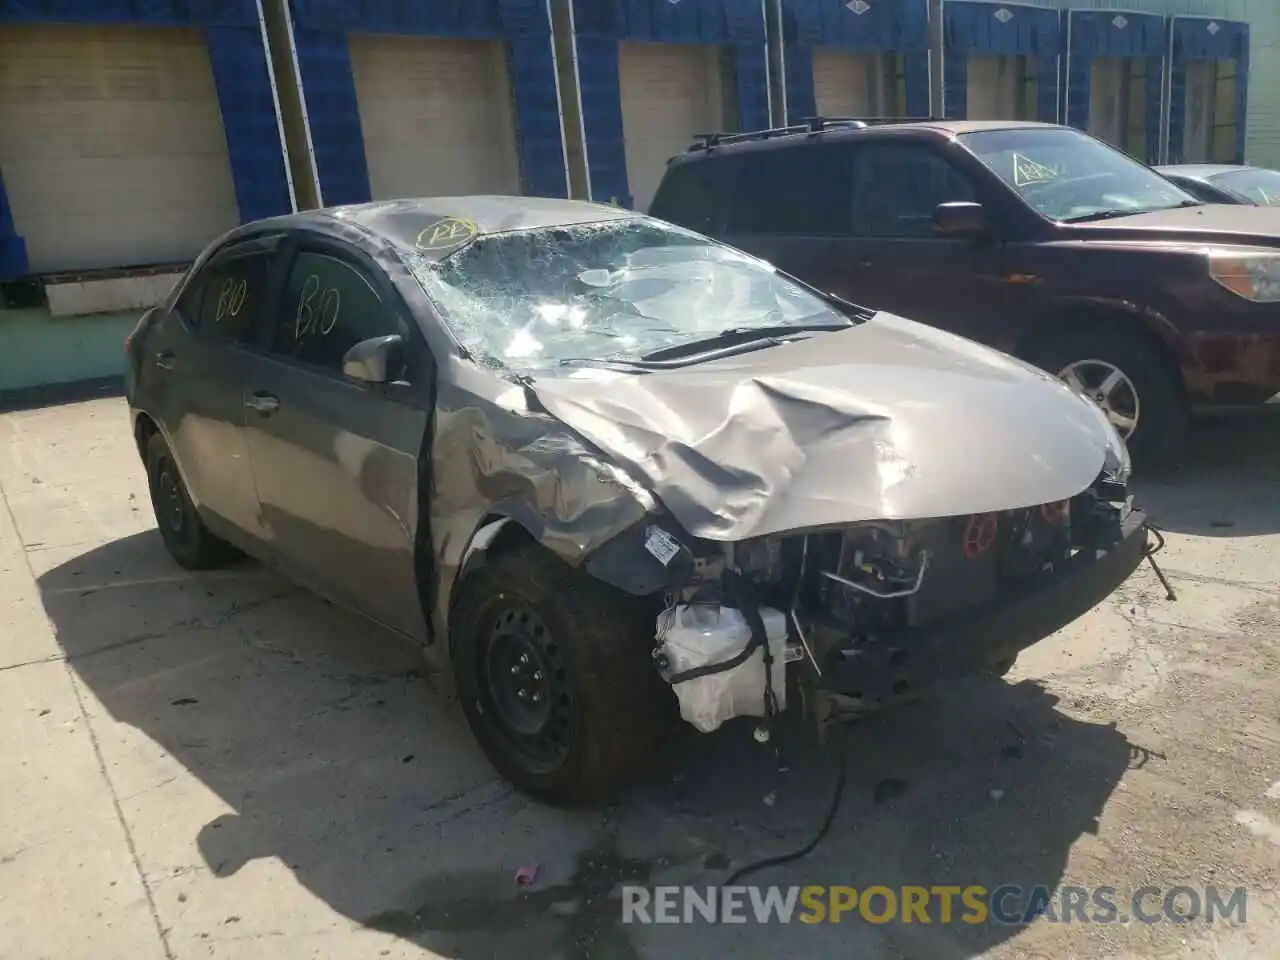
[1060,209,1138,224]
[558,336,789,371]
[638,321,852,363]
[1062,199,1204,224]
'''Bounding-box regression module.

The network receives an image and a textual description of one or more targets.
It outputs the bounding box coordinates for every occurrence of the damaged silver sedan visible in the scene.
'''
[125,197,1150,804]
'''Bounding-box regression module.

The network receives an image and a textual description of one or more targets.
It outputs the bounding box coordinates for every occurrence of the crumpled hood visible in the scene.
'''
[530,312,1115,541]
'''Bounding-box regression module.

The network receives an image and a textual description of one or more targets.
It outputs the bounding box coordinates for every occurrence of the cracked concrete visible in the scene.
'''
[2,398,1279,959]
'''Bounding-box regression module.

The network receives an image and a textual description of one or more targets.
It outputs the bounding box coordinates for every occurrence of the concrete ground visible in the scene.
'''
[1,396,1278,960]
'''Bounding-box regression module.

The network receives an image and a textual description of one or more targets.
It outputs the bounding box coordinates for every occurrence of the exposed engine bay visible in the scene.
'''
[652,474,1158,737]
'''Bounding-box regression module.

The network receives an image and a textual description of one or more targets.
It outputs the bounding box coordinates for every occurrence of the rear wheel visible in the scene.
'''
[144,432,240,569]
[1025,326,1187,469]
[450,544,672,805]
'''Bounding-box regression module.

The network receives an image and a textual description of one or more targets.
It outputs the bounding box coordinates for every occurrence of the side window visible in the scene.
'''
[852,145,977,238]
[649,161,722,235]
[173,268,206,325]
[725,144,854,236]
[193,253,273,341]
[271,251,397,374]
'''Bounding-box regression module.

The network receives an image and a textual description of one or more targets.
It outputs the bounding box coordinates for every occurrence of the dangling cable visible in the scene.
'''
[1143,521,1177,601]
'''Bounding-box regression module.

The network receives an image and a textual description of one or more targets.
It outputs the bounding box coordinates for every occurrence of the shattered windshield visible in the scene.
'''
[405,218,848,371]
[960,127,1199,223]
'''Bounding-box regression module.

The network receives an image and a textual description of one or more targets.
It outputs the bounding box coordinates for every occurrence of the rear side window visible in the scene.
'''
[649,160,723,235]
[724,143,855,235]
[270,251,398,374]
[852,144,976,238]
[192,253,273,342]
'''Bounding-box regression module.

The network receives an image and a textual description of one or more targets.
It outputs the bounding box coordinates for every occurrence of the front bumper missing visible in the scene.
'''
[815,507,1149,707]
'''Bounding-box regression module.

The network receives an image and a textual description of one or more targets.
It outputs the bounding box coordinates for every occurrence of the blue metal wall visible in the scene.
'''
[288,0,567,207]
[942,1,1063,122]
[1167,14,1248,164]
[0,0,292,281]
[1065,8,1165,162]
[779,0,931,121]
[572,0,769,208]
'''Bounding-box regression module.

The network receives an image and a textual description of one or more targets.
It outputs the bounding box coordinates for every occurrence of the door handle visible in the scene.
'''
[244,391,280,414]
[155,351,176,370]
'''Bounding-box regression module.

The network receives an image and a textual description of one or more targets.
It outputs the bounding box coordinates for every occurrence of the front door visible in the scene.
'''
[842,142,1008,347]
[240,239,431,642]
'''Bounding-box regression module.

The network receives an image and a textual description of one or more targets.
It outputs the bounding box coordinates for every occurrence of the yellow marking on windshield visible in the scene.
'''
[1012,153,1063,188]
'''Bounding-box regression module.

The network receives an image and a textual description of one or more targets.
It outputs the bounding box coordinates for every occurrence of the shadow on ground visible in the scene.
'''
[38,530,1147,958]
[1136,414,1280,537]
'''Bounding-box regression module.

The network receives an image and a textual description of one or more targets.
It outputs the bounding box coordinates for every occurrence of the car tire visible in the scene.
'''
[144,431,241,570]
[449,544,673,805]
[1025,327,1188,470]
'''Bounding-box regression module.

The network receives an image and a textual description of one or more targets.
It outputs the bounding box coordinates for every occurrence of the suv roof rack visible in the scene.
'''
[686,115,947,152]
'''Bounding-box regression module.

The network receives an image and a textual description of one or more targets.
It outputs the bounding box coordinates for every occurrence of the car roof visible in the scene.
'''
[1155,163,1254,180]
[668,118,1063,164]
[248,196,639,261]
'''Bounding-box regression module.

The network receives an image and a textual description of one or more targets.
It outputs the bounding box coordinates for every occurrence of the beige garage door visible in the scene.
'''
[0,24,240,274]
[349,35,521,201]
[812,49,906,121]
[966,55,1038,121]
[619,42,733,212]
[813,49,876,118]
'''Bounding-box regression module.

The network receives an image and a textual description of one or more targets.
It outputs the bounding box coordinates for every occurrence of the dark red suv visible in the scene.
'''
[650,119,1280,465]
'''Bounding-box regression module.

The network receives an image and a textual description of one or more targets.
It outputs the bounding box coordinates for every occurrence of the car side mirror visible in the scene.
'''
[342,333,404,384]
[933,201,986,236]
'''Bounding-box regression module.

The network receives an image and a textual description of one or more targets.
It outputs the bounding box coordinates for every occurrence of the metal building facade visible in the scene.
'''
[1167,14,1249,163]
[777,0,931,122]
[0,0,292,281]
[941,1,1064,122]
[283,0,569,208]
[568,0,770,210]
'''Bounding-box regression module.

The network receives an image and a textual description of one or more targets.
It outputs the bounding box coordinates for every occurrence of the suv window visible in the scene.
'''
[724,144,855,235]
[271,250,397,374]
[852,144,976,238]
[649,160,722,234]
[190,252,273,342]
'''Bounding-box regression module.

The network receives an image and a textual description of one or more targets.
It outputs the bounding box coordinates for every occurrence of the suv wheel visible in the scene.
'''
[144,432,241,569]
[449,544,672,805]
[1027,328,1188,469]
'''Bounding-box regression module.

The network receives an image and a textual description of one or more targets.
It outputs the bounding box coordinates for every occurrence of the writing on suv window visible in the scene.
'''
[960,127,1200,223]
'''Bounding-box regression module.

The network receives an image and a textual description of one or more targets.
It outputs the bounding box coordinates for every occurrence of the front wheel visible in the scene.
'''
[1025,327,1188,470]
[449,545,672,805]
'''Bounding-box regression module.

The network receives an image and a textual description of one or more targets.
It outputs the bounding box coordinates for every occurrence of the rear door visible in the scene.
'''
[239,236,432,641]
[145,238,280,543]
[716,142,860,296]
[842,141,1008,344]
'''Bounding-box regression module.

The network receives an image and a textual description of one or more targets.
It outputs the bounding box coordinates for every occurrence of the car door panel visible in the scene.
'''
[147,248,276,542]
[241,243,430,642]
[845,143,1008,344]
[241,360,426,639]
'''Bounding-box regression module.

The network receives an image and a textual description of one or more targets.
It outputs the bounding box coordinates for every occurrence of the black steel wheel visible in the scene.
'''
[144,431,240,570]
[450,544,673,805]
[478,600,576,774]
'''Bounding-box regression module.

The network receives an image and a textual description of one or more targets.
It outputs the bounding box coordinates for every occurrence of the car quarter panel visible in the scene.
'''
[1001,238,1280,403]
[424,360,656,656]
